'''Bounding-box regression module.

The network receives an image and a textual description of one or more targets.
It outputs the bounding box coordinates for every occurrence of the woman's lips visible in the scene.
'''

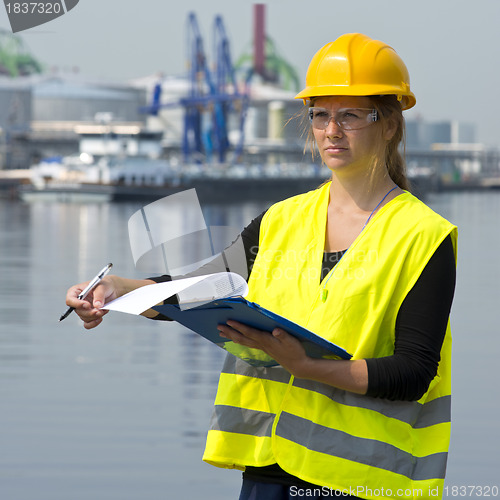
[325,145,347,153]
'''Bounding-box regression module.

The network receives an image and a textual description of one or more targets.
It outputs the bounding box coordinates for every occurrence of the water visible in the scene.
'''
[0,192,498,499]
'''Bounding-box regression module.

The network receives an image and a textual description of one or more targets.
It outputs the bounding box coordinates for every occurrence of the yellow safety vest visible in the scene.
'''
[203,182,457,500]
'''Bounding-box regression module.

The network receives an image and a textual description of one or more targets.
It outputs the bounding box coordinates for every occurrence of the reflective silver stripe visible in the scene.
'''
[276,412,448,481]
[293,379,451,428]
[209,405,275,437]
[413,395,451,428]
[221,354,291,384]
[221,356,450,427]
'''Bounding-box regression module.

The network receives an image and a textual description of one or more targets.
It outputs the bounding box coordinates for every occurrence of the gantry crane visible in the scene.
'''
[143,13,249,164]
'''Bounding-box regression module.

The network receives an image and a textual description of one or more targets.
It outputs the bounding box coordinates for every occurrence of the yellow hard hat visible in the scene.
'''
[295,33,416,110]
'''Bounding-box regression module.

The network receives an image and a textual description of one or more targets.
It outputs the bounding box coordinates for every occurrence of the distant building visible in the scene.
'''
[406,118,476,150]
[32,76,146,123]
[404,117,500,187]
[0,79,32,169]
[0,74,148,169]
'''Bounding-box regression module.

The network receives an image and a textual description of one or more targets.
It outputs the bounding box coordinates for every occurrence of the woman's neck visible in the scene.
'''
[328,171,399,213]
[324,172,401,253]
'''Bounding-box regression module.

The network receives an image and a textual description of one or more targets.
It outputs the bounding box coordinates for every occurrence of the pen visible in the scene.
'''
[59,263,113,322]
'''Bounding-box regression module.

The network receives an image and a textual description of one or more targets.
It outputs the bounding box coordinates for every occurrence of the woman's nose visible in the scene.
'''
[325,117,344,138]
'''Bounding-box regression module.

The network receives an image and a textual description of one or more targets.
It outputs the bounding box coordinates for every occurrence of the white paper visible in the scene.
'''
[102,272,248,316]
[177,272,248,310]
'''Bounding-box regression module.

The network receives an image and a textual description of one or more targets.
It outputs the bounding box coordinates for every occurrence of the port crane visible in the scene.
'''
[143,13,249,164]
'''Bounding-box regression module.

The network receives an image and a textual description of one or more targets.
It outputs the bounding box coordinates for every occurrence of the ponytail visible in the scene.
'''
[371,95,411,192]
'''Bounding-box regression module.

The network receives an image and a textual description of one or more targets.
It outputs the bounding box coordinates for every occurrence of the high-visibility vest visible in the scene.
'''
[203,182,457,500]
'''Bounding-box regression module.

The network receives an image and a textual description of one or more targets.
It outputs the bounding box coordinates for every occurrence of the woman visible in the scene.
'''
[66,34,457,500]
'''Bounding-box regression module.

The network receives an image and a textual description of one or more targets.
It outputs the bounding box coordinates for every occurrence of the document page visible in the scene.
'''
[102,272,248,315]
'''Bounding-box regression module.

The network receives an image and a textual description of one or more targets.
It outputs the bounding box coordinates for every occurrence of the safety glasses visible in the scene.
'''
[308,107,379,130]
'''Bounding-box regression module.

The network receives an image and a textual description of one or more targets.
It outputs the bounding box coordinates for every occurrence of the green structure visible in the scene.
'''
[0,28,43,77]
[235,36,301,92]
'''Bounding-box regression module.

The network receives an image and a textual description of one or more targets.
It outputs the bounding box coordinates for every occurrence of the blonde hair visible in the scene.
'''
[370,95,410,191]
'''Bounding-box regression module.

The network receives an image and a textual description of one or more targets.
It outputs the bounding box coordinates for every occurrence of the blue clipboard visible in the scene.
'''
[154,297,352,367]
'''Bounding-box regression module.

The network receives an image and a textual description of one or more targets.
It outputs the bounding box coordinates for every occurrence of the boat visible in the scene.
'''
[19,155,436,204]
[18,151,332,204]
[0,169,32,199]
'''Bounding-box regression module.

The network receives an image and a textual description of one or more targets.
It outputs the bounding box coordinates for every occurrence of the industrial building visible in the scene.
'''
[406,118,476,151]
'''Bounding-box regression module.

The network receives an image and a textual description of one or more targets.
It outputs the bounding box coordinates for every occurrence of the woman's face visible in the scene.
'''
[311,96,385,176]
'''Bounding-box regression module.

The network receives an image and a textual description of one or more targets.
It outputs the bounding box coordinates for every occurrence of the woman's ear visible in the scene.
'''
[383,115,398,141]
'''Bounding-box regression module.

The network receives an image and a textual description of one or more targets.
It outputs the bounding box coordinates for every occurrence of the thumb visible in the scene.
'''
[92,284,108,309]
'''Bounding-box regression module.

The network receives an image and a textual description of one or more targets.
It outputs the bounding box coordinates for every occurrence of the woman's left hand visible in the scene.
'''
[218,321,369,394]
[217,320,311,376]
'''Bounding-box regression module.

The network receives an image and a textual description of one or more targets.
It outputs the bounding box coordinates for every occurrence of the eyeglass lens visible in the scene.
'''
[308,108,378,130]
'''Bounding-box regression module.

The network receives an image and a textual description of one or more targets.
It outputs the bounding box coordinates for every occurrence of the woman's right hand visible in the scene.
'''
[65,275,118,330]
[65,275,157,329]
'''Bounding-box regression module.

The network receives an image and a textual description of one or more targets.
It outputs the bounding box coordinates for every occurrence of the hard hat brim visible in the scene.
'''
[294,85,416,111]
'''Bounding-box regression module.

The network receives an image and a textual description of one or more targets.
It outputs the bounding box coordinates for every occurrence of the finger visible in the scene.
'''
[272,328,295,340]
[83,316,104,330]
[95,276,119,309]
[90,282,111,309]
[66,282,91,308]
[272,328,285,338]
[272,328,302,347]
[75,304,108,322]
[226,320,271,340]
[217,324,261,349]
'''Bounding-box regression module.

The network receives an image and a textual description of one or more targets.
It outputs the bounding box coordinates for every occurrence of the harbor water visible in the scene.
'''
[0,191,499,499]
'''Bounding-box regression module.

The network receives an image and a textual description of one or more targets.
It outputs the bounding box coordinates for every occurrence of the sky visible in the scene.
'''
[1,0,499,146]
